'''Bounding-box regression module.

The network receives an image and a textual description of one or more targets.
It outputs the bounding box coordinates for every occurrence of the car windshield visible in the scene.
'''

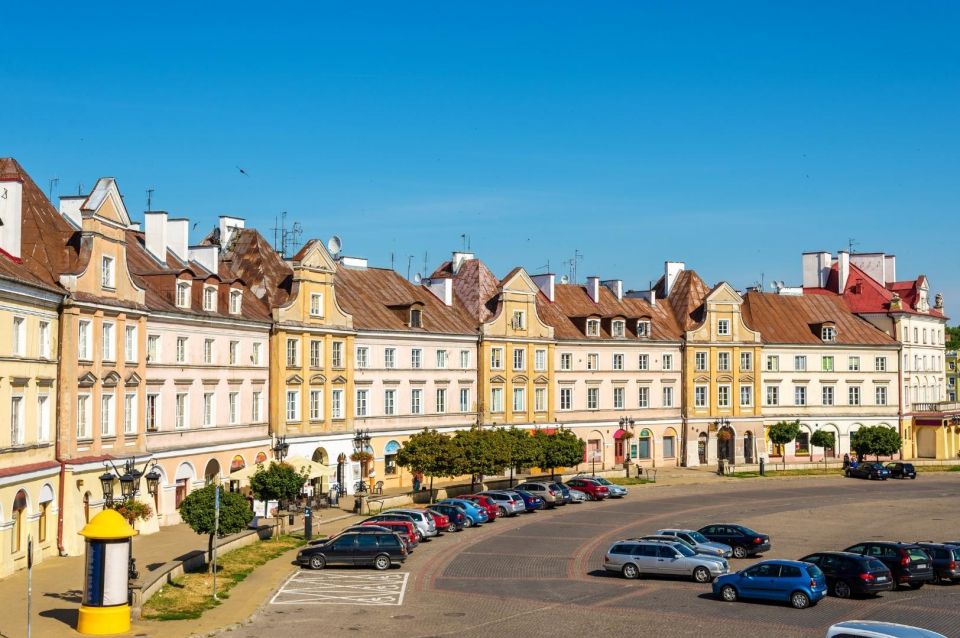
[688,532,710,544]
[907,548,929,561]
[805,564,824,578]
[952,549,960,561]
[866,559,887,571]
[594,478,611,485]
[676,544,696,557]
[738,526,760,536]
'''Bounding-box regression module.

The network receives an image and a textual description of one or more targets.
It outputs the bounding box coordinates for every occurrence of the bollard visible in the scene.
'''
[759,457,765,476]
[304,506,313,540]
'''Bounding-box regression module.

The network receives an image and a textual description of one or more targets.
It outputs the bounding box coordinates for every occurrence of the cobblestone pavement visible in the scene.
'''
[218,475,960,638]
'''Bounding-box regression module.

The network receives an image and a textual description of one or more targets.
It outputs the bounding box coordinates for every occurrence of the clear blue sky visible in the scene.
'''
[5,2,958,319]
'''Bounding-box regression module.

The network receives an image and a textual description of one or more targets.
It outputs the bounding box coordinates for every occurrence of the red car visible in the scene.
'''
[418,508,450,532]
[565,477,609,501]
[462,495,499,520]
[361,520,418,550]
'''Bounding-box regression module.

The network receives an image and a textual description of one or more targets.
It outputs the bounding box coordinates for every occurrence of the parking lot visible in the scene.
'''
[221,474,960,638]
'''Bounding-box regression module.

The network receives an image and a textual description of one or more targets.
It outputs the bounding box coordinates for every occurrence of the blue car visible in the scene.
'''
[507,489,545,512]
[712,559,826,609]
[436,498,489,526]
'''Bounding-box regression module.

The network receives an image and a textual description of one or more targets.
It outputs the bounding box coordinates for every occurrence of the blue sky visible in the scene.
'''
[5,2,958,318]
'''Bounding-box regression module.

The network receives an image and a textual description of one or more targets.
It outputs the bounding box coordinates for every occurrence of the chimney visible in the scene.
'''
[218,216,245,249]
[339,256,367,270]
[625,289,657,306]
[802,251,831,288]
[884,254,896,284]
[452,251,474,274]
[190,245,220,273]
[664,261,685,297]
[0,179,23,260]
[531,273,555,302]
[586,276,600,303]
[423,277,453,306]
[59,195,84,228]
[144,211,168,262]
[837,251,850,294]
[167,218,189,260]
[602,279,623,301]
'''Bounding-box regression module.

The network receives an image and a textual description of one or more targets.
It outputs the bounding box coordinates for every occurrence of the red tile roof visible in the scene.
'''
[211,227,294,307]
[441,259,501,323]
[741,292,898,345]
[805,262,946,319]
[664,270,710,331]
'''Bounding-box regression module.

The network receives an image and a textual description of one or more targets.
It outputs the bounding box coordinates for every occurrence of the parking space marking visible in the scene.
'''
[271,571,409,606]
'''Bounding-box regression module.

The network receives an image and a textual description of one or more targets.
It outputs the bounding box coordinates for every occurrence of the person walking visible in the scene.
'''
[842,453,850,470]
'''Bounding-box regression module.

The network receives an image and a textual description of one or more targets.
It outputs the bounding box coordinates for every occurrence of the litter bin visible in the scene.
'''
[353,496,362,514]
[759,457,765,476]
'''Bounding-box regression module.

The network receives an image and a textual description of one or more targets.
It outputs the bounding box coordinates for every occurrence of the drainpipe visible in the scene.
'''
[56,303,67,556]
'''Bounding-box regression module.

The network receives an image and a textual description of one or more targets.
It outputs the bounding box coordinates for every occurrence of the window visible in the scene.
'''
[101,322,115,361]
[795,386,807,406]
[101,255,115,288]
[37,395,50,442]
[637,320,651,337]
[145,394,158,431]
[560,387,572,410]
[459,349,470,368]
[913,327,918,342]
[511,310,525,330]
[694,385,708,408]
[923,328,928,344]
[560,353,573,370]
[740,352,752,371]
[848,356,860,372]
[612,320,625,337]
[876,386,888,405]
[77,395,91,438]
[385,347,396,369]
[176,281,190,307]
[11,317,25,356]
[535,387,546,412]
[310,293,324,317]
[613,386,625,409]
[409,308,422,328]
[638,386,650,408]
[535,349,547,371]
[663,435,676,459]
[411,348,422,369]
[252,391,263,421]
[695,352,707,371]
[124,325,137,362]
[821,325,836,342]
[203,392,215,426]
[717,385,730,407]
[176,393,188,429]
[310,389,323,420]
[459,388,470,412]
[794,355,807,371]
[252,342,262,366]
[587,353,599,370]
[383,389,395,416]
[512,387,525,412]
[356,346,369,369]
[435,388,447,413]
[332,389,343,418]
[176,337,187,363]
[123,393,135,434]
[229,289,242,314]
[822,356,834,372]
[739,384,752,407]
[385,441,399,475]
[101,394,114,436]
[356,390,368,417]
[875,356,887,372]
[638,431,652,459]
[849,386,861,406]
[411,389,423,414]
[78,320,91,359]
[766,355,779,372]
[612,353,624,370]
[662,354,673,370]
[717,319,730,336]
[229,340,239,365]
[436,349,447,368]
[11,491,26,553]
[286,338,299,367]
[39,321,50,358]
[822,386,834,406]
[489,347,503,369]
[204,338,214,364]
[285,390,300,422]
[332,341,344,368]
[586,319,600,336]
[229,392,239,424]
[10,397,23,446]
[587,387,599,410]
[638,354,649,370]
[766,386,779,406]
[310,340,322,368]
[717,352,730,371]
[662,386,674,407]
[795,432,810,455]
[203,286,217,311]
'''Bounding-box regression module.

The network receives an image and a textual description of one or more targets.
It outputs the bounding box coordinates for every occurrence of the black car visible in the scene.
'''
[886,462,917,479]
[309,525,391,545]
[698,524,771,559]
[428,504,466,531]
[843,541,934,589]
[297,531,406,570]
[798,551,894,598]
[916,543,960,584]
[845,462,890,480]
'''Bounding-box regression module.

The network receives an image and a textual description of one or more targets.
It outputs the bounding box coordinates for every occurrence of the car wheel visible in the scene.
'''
[374,554,391,571]
[833,580,852,598]
[415,530,424,542]
[693,566,712,583]
[719,585,737,602]
[621,563,640,580]
[732,545,748,559]
[447,523,458,533]
[790,591,810,609]
[309,555,325,570]
[498,506,507,517]
[462,517,473,528]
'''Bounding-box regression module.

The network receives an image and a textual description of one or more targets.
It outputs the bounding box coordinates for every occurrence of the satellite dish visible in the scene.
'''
[559,275,569,284]
[327,235,342,257]
[414,273,422,284]
[769,282,777,290]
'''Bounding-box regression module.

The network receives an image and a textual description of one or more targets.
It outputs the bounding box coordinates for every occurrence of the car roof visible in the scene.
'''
[827,620,946,638]
[657,528,696,534]
[753,559,809,567]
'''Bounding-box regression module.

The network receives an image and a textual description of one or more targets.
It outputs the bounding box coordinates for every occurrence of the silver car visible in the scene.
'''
[656,528,733,558]
[514,481,564,507]
[566,488,589,503]
[591,476,628,497]
[389,508,439,540]
[477,491,526,517]
[604,539,729,583]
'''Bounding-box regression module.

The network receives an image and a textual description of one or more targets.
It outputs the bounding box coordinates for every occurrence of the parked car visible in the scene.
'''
[384,508,439,540]
[846,462,891,480]
[565,477,609,501]
[461,494,499,520]
[550,482,575,504]
[559,483,589,502]
[314,525,390,545]
[589,476,628,498]
[915,543,960,584]
[886,462,917,479]
[363,512,429,541]
[361,520,418,551]
[825,621,947,638]
[843,542,934,589]
[603,538,729,583]
[419,508,449,532]
[514,481,564,507]
[436,498,489,526]
[656,529,733,558]
[428,504,466,532]
[697,524,771,559]
[297,530,407,570]
[636,535,699,550]
[798,551,894,598]
[477,491,526,517]
[712,559,826,609]
[506,489,544,512]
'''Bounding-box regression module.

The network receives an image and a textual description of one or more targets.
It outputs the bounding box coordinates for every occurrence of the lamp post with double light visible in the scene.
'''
[99,457,161,580]
[272,435,290,463]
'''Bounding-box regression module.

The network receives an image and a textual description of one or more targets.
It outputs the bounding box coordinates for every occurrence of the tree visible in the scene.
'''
[178,485,253,566]
[452,429,510,491]
[810,430,836,471]
[533,429,586,479]
[946,325,960,351]
[249,462,308,517]
[767,420,801,470]
[500,427,540,486]
[851,426,902,461]
[396,429,460,502]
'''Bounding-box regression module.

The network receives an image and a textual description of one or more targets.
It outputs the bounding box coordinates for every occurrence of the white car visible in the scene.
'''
[826,621,946,638]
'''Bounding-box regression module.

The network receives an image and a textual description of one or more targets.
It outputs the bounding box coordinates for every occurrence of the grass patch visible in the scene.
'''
[728,468,841,478]
[916,464,960,473]
[142,535,305,621]
[607,476,654,485]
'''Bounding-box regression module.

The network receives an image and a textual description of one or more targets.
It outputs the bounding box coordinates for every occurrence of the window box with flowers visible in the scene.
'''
[349,451,373,463]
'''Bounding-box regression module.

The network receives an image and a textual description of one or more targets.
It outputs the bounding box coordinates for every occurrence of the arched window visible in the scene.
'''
[384,441,401,475]
[38,484,55,544]
[83,491,92,523]
[637,429,653,459]
[11,490,28,553]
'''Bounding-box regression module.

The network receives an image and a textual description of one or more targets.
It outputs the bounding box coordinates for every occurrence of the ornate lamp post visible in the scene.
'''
[99,457,161,580]
[713,417,732,464]
[272,435,290,463]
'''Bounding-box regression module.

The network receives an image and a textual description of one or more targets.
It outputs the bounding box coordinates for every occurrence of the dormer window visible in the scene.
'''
[203,286,217,312]
[637,320,651,338]
[310,293,324,317]
[101,256,115,289]
[821,325,837,342]
[176,281,190,308]
[586,319,600,337]
[511,310,525,330]
[717,319,730,336]
[229,289,242,314]
[410,308,422,328]
[612,320,625,338]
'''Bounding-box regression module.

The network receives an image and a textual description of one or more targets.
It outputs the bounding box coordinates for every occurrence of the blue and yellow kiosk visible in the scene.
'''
[77,509,137,635]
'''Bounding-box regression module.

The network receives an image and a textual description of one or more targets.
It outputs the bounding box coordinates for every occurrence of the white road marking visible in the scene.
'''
[270,571,409,606]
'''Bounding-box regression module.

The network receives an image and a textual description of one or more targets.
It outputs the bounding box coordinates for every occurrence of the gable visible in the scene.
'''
[500,268,539,295]
[294,240,337,273]
[84,178,131,228]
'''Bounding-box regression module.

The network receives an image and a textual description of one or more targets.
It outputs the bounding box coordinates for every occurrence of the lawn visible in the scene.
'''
[607,476,654,485]
[727,468,841,478]
[142,535,305,621]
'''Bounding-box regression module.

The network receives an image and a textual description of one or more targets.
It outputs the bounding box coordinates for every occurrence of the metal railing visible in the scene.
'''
[913,402,960,413]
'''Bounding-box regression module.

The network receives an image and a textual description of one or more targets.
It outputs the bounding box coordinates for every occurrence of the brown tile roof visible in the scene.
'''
[665,270,710,331]
[537,283,683,340]
[335,266,478,335]
[741,291,898,345]
[444,258,501,323]
[211,228,293,307]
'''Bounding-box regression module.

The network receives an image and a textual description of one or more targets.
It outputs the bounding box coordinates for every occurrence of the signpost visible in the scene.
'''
[212,483,220,601]
[27,535,33,638]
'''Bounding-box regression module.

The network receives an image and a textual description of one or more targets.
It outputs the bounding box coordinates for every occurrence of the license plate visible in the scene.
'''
[916,564,927,570]
[876,576,887,582]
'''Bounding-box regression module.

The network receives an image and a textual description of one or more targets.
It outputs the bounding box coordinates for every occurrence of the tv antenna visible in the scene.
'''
[271,212,303,257]
[48,177,59,201]
[567,249,583,284]
[538,260,551,274]
[146,187,155,212]
[460,233,471,251]
[848,237,858,254]
[406,255,415,281]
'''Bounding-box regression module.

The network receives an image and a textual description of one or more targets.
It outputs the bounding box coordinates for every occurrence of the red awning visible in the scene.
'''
[613,428,628,440]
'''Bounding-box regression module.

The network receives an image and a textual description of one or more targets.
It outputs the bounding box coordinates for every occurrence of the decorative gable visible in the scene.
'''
[78,372,98,387]
[101,371,122,387]
[286,374,304,385]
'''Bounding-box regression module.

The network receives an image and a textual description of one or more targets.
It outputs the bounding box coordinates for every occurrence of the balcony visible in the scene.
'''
[913,402,960,413]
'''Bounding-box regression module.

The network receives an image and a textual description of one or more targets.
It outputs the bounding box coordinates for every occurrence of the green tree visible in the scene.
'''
[249,462,308,517]
[533,429,586,479]
[946,325,960,351]
[178,485,253,566]
[767,420,801,470]
[500,427,540,486]
[396,429,460,502]
[452,429,510,491]
[810,429,836,471]
[851,426,902,461]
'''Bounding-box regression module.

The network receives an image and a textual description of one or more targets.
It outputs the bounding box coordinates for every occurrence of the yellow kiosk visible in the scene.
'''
[77,509,137,635]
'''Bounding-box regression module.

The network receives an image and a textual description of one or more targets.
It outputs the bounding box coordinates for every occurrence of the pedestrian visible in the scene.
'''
[842,453,850,470]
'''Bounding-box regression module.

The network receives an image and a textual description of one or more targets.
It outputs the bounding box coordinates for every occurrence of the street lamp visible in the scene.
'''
[272,435,290,462]
[99,457,160,582]
[99,471,117,506]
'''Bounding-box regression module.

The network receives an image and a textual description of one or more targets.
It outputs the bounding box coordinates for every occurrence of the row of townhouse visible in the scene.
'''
[0,156,955,579]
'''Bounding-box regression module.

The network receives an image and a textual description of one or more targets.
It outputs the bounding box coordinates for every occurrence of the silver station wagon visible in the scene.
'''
[604,539,729,583]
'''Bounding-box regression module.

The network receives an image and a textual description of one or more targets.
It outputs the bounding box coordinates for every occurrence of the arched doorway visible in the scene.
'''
[587,430,605,471]
[743,431,754,464]
[11,490,28,553]
[175,462,195,509]
[311,447,329,496]
[698,432,708,464]
[718,426,735,462]
[204,459,221,485]
[613,429,627,465]
[917,427,937,458]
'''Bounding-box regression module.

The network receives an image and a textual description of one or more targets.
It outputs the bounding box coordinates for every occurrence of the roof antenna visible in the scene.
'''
[48,177,59,201]
[848,237,858,254]
[146,187,155,212]
[406,255,414,281]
